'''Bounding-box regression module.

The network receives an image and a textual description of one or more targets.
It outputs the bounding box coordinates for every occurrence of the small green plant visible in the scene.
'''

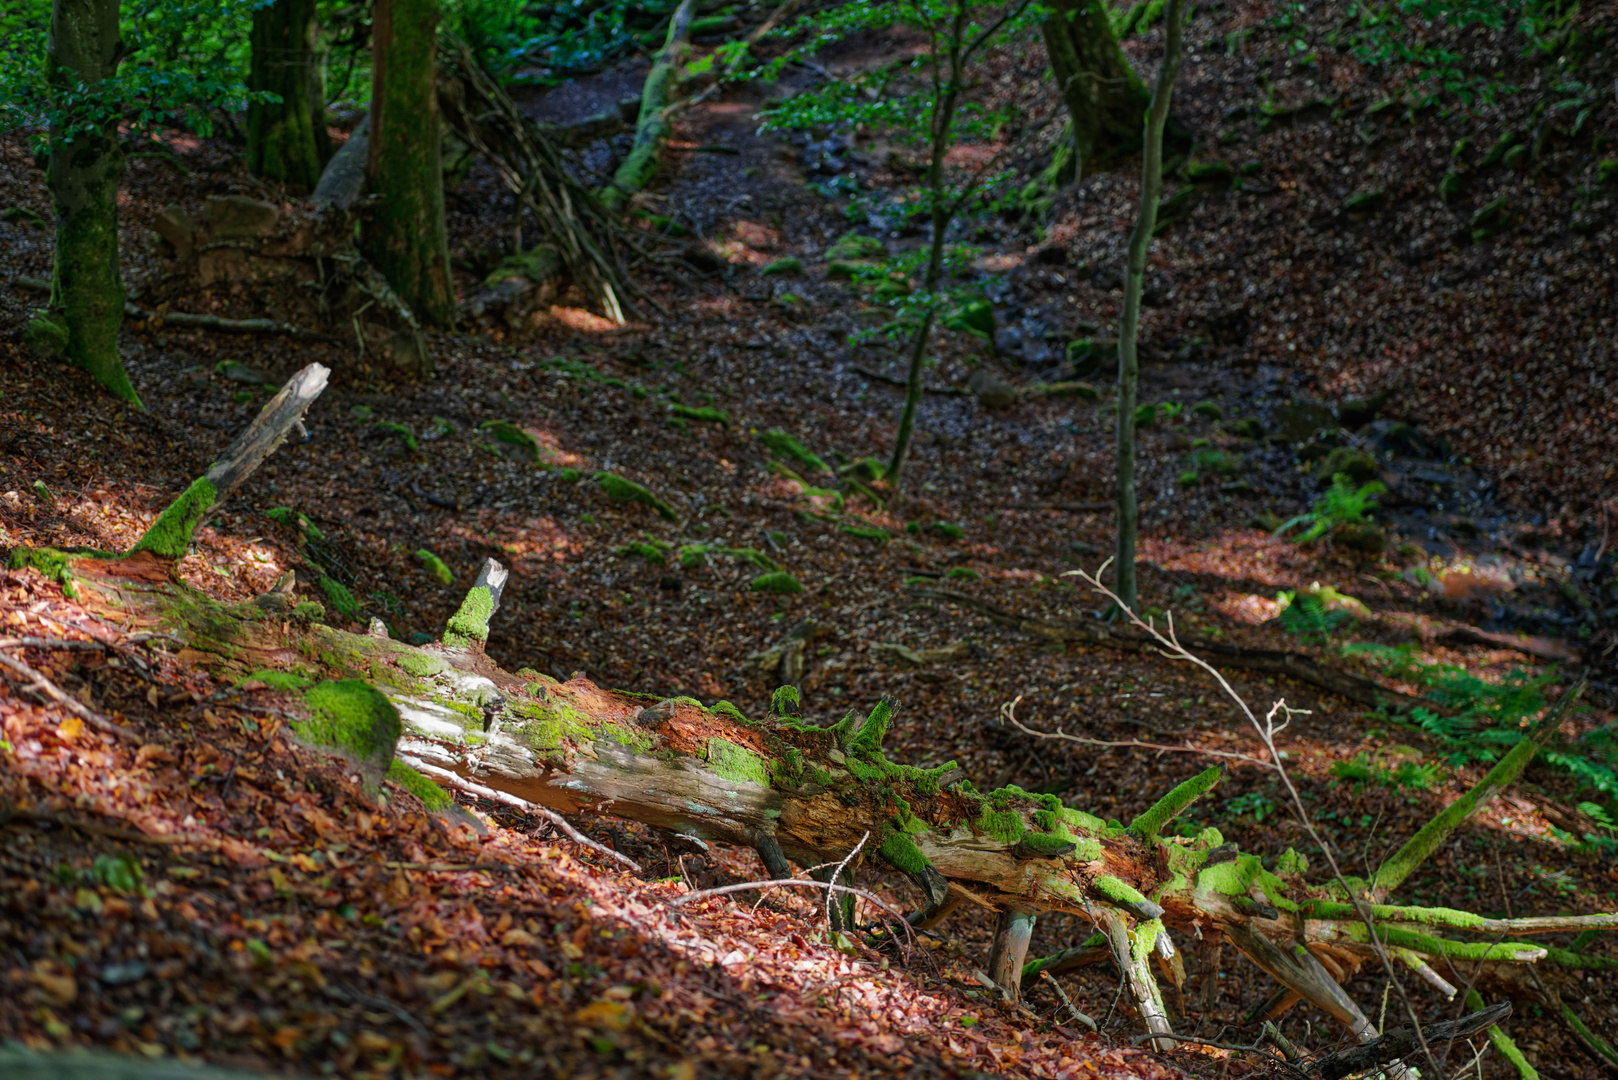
[752,571,804,594]
[1222,790,1280,825]
[1272,474,1385,544]
[1274,589,1354,645]
[1330,747,1442,792]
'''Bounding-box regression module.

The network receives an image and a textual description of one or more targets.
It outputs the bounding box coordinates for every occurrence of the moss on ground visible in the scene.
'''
[759,430,830,474]
[416,549,454,584]
[8,547,80,598]
[597,473,677,519]
[752,571,802,593]
[132,477,217,560]
[319,576,362,621]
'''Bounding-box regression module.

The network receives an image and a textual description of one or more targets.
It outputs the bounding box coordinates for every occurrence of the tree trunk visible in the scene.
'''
[364,0,454,327]
[887,3,966,490]
[46,0,140,406]
[248,0,329,190]
[599,0,694,216]
[1113,0,1185,614]
[1041,0,1151,176]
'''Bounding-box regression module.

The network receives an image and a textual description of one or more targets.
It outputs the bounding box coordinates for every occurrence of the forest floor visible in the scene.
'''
[1,2,1616,1078]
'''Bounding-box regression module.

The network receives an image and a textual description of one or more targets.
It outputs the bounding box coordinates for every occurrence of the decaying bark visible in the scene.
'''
[18,414,1616,1071]
[1311,1002,1512,1080]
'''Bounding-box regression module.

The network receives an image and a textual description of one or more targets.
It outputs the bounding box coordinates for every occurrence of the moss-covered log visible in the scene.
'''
[21,430,1617,1062]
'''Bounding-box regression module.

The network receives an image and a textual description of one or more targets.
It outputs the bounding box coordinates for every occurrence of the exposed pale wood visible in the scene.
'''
[206,363,330,497]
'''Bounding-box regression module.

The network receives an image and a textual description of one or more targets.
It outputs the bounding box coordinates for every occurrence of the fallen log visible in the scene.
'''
[600,0,695,215]
[1311,1001,1512,1080]
[909,585,1425,711]
[14,418,1614,1072]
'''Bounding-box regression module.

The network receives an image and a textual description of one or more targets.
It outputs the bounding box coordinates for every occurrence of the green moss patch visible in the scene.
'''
[597,473,677,520]
[759,429,830,474]
[8,546,80,599]
[480,420,545,463]
[416,549,454,584]
[670,403,730,427]
[386,760,451,810]
[752,571,803,594]
[705,737,770,786]
[292,601,326,623]
[442,586,494,648]
[132,477,218,560]
[396,652,445,678]
[319,576,362,621]
[296,680,401,780]
[238,669,312,691]
[879,831,931,875]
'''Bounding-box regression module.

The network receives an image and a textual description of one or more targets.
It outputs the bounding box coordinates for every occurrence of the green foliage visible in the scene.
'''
[372,422,418,452]
[1222,790,1280,824]
[752,571,804,594]
[1274,589,1353,645]
[1331,748,1442,791]
[1272,0,1543,104]
[1344,645,1615,795]
[760,429,831,474]
[2,0,274,145]
[1273,474,1385,544]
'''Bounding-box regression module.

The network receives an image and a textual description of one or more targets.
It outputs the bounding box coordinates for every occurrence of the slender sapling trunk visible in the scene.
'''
[1112,0,1185,613]
[248,0,329,190]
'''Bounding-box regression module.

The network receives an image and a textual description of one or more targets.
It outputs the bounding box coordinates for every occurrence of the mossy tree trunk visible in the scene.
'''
[598,0,693,215]
[45,0,141,406]
[1113,0,1184,614]
[363,0,454,328]
[1041,0,1151,176]
[248,0,330,191]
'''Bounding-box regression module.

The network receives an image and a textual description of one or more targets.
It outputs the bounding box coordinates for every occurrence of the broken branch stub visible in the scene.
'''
[132,363,330,560]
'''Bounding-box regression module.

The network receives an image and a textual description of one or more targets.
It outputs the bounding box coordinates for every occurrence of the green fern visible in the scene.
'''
[1274,590,1352,644]
[1273,474,1385,544]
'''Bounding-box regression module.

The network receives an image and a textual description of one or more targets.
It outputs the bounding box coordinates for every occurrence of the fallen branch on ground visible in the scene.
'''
[911,584,1426,711]
[599,0,695,215]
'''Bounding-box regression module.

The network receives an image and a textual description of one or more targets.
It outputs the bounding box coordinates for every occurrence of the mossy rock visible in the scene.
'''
[480,420,544,463]
[295,680,401,787]
[943,299,994,339]
[752,571,802,594]
[22,315,68,359]
[760,257,802,276]
[825,259,867,280]
[416,548,454,585]
[825,232,885,260]
[597,473,677,520]
[1191,401,1222,420]
[1314,446,1379,485]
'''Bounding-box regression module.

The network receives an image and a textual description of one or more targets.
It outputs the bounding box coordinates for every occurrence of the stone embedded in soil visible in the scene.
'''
[967,369,1017,409]
[1269,402,1337,444]
[1314,446,1380,485]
